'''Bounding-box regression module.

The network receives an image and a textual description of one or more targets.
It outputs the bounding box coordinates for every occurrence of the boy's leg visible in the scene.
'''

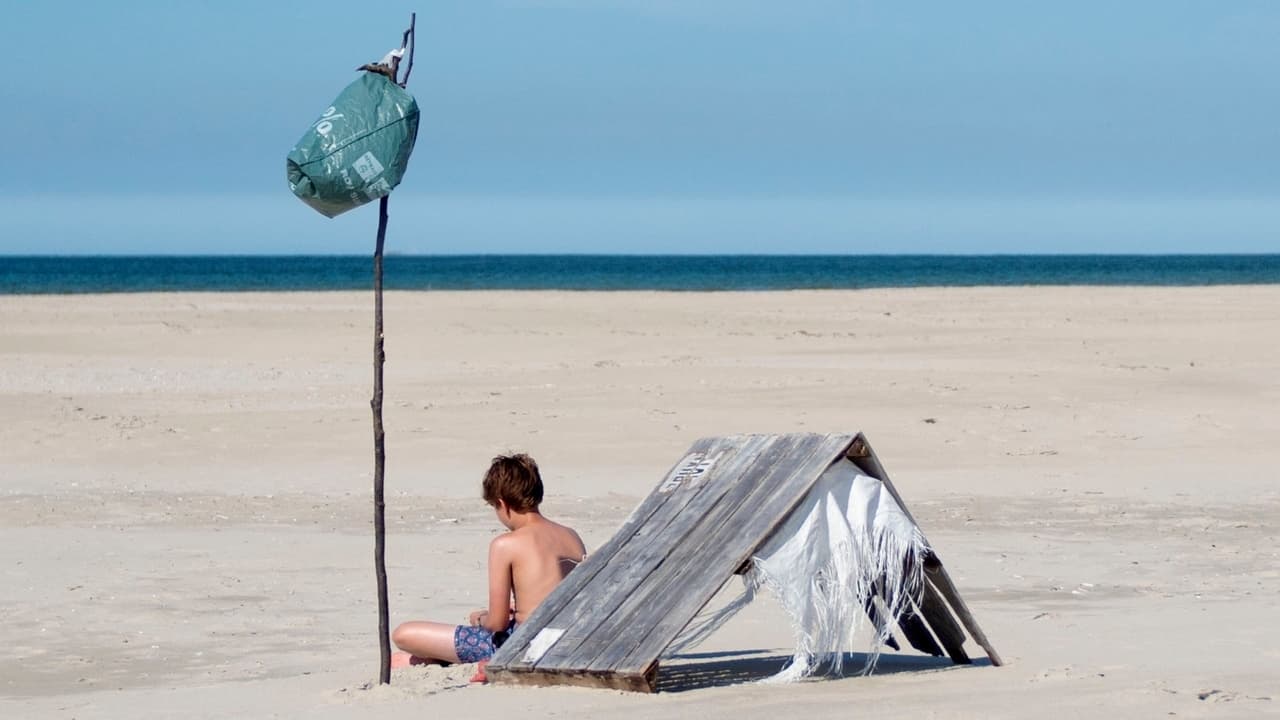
[391,621,464,667]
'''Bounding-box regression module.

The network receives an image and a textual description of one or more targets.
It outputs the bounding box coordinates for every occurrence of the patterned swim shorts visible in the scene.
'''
[453,620,516,663]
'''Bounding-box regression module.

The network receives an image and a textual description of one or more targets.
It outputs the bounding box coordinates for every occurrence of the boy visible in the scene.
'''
[391,453,587,667]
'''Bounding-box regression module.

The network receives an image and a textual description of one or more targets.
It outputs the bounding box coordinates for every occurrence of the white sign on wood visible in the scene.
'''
[658,452,722,493]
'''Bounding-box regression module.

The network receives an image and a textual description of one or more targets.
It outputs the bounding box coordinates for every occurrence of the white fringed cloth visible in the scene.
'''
[665,461,927,682]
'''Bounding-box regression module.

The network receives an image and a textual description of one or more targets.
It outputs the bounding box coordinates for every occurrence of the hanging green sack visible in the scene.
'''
[286,73,420,218]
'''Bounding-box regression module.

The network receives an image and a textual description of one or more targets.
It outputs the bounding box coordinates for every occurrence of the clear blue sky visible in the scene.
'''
[1,1,1277,254]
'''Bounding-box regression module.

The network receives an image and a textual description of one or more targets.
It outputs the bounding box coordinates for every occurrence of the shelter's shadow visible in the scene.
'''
[656,650,965,692]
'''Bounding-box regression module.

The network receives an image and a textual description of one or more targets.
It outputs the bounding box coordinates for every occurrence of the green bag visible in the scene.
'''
[286,73,420,218]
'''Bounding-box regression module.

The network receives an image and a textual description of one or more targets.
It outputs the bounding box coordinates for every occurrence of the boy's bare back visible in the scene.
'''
[495,517,586,623]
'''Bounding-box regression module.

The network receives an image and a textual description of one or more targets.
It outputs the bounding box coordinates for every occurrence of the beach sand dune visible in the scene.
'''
[2,288,1277,718]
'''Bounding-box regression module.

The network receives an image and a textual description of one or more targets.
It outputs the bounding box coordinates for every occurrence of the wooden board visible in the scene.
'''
[486,431,1002,692]
[603,435,853,677]
[918,580,970,664]
[489,433,852,690]
[849,434,1004,667]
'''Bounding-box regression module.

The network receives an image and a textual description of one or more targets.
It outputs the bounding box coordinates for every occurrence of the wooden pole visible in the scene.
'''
[372,11,415,686]
[372,195,391,684]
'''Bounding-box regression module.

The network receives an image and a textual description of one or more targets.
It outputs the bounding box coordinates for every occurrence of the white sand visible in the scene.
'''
[1,288,1277,718]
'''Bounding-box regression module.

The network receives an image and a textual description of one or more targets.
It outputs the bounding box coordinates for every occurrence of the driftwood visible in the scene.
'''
[371,11,416,686]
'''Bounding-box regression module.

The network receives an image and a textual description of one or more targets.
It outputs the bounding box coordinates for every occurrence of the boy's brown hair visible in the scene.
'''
[482,453,544,512]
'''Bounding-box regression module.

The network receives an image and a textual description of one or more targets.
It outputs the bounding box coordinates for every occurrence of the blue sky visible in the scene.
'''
[1,1,1277,254]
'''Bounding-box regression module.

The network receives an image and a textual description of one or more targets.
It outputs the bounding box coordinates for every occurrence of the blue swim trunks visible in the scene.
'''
[454,620,516,663]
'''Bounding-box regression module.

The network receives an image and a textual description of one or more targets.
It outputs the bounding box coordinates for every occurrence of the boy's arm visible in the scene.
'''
[483,534,515,633]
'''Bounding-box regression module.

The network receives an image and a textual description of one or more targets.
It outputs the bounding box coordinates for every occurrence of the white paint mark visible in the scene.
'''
[523,628,565,663]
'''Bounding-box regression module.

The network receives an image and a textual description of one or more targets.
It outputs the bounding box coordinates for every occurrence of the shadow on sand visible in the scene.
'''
[656,650,982,692]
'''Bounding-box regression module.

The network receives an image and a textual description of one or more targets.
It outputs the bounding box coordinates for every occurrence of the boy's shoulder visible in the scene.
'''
[488,525,534,552]
[490,519,584,555]
[489,528,520,549]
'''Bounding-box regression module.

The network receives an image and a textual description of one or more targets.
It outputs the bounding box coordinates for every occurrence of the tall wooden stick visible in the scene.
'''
[372,11,415,687]
[400,14,416,86]
[372,193,391,684]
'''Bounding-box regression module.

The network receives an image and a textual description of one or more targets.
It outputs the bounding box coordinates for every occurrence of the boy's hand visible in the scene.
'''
[468,609,488,627]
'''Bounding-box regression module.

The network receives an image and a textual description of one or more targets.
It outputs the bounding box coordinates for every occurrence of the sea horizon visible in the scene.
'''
[3,253,1279,294]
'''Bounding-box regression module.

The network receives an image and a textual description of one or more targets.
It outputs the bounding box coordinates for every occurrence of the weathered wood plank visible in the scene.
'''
[524,425,783,666]
[573,434,833,672]
[917,579,970,664]
[491,434,728,671]
[604,434,855,675]
[862,575,944,657]
[604,436,853,674]
[924,552,1004,666]
[488,663,658,693]
[526,434,784,671]
[852,433,1003,667]
[893,599,945,657]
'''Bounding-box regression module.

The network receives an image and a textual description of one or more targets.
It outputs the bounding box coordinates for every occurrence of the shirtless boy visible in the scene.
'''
[391,453,587,667]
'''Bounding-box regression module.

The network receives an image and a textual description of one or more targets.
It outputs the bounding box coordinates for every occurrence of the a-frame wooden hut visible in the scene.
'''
[486,432,1001,692]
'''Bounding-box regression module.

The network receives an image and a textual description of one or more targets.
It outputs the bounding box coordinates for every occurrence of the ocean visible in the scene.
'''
[2,255,1279,294]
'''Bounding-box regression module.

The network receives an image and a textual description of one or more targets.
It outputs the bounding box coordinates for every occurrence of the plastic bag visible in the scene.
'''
[286,73,419,218]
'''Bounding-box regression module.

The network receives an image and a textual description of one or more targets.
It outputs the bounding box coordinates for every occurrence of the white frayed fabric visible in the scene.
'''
[664,461,927,682]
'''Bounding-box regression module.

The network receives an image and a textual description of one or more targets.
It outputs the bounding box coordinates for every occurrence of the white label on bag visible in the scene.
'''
[353,152,385,182]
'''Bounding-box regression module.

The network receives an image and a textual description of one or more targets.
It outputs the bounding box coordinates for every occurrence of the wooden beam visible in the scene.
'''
[917,579,970,664]
[893,599,946,657]
[924,551,1004,666]
[852,433,1004,667]
[488,663,658,693]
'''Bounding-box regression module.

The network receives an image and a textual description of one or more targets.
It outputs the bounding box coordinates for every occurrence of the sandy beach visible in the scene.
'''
[1,287,1277,718]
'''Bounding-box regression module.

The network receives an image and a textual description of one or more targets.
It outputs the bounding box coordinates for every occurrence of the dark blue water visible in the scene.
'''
[2,255,1279,293]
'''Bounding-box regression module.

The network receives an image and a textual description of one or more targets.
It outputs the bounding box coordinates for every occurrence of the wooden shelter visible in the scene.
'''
[486,432,1002,692]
